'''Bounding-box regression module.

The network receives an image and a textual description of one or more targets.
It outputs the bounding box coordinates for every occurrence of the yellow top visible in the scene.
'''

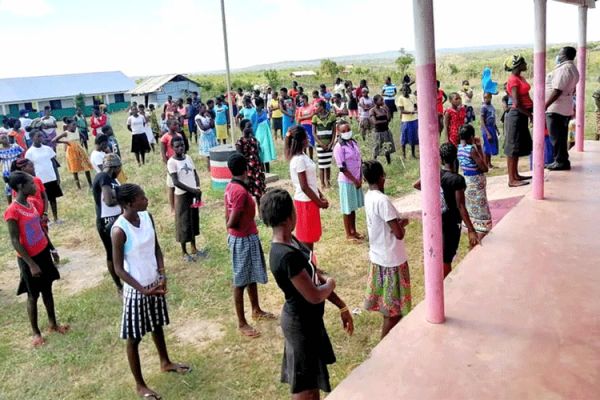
[395,94,418,122]
[270,99,283,118]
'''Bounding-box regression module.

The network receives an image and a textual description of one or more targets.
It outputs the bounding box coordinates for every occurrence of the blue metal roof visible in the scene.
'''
[0,71,135,104]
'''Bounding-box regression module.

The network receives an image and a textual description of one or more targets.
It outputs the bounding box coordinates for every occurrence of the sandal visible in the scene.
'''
[163,363,192,375]
[508,181,530,188]
[32,335,46,348]
[239,325,261,338]
[48,324,70,334]
[253,311,277,321]
[183,254,195,263]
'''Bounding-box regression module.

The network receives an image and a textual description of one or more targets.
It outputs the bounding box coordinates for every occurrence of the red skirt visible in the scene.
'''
[294,200,322,244]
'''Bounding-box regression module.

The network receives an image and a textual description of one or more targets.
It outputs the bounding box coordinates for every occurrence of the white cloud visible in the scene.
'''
[0,0,52,17]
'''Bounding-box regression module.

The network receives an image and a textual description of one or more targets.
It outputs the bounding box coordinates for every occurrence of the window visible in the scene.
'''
[93,96,103,106]
[49,100,62,110]
[114,93,125,103]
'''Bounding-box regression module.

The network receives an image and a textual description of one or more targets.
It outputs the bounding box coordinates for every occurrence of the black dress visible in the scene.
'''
[269,238,335,394]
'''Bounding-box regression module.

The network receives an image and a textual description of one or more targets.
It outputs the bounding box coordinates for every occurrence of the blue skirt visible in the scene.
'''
[199,129,218,157]
[482,125,499,156]
[401,120,419,145]
[302,124,315,147]
[283,115,295,137]
[228,234,268,287]
[338,181,364,215]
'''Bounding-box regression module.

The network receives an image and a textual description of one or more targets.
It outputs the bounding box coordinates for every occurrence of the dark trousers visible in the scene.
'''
[546,113,571,166]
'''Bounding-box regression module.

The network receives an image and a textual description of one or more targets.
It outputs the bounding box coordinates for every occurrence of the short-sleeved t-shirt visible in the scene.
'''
[382,84,397,100]
[437,89,446,114]
[290,154,318,202]
[224,180,258,237]
[295,105,314,125]
[545,61,579,116]
[25,145,57,183]
[12,177,46,217]
[90,150,106,172]
[160,132,181,159]
[507,75,533,110]
[480,103,496,127]
[365,189,407,267]
[441,170,466,226]
[4,200,48,257]
[359,97,374,119]
[92,172,121,219]
[214,104,229,125]
[395,95,418,122]
[167,155,197,196]
[127,115,146,135]
[333,140,362,184]
[269,240,325,318]
[270,99,283,118]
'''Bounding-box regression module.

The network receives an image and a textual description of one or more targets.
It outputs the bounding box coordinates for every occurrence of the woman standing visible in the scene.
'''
[236,123,266,209]
[111,183,190,400]
[40,107,58,150]
[261,188,353,399]
[54,117,93,190]
[333,122,364,241]
[286,126,329,251]
[127,107,151,166]
[504,55,533,187]
[195,109,218,170]
[90,106,107,137]
[457,125,492,240]
[4,171,69,347]
[295,94,316,159]
[369,95,395,165]
[253,98,277,173]
[346,81,359,121]
[312,100,337,189]
[280,88,296,137]
[74,108,89,150]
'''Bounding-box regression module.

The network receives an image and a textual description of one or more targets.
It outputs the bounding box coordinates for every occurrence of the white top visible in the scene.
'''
[167,155,197,196]
[41,116,57,135]
[90,150,106,172]
[545,60,579,117]
[20,117,33,139]
[112,211,158,288]
[25,145,57,183]
[365,189,407,267]
[127,115,146,135]
[289,154,318,202]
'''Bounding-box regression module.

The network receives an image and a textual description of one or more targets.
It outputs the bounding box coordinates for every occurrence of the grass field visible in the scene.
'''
[1,48,599,399]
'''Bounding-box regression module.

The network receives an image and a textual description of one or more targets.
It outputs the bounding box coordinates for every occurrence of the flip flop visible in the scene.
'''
[239,326,261,338]
[140,393,161,400]
[32,335,46,348]
[253,312,277,321]
[517,175,532,181]
[164,363,192,375]
[48,324,70,334]
[508,181,530,188]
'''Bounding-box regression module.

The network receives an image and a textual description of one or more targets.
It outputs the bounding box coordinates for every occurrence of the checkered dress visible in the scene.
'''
[120,281,169,339]
[228,234,268,287]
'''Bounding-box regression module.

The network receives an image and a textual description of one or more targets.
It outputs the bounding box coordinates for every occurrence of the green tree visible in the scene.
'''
[395,48,414,75]
[448,63,459,75]
[263,69,280,89]
[320,59,341,78]
[74,93,86,110]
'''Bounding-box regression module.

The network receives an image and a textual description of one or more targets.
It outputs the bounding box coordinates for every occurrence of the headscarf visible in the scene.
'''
[102,153,122,170]
[481,67,499,95]
[504,55,526,72]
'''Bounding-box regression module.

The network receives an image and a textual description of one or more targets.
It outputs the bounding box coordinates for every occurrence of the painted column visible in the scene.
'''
[220,0,236,143]
[412,0,444,324]
[1,104,6,116]
[575,6,587,152]
[532,0,546,200]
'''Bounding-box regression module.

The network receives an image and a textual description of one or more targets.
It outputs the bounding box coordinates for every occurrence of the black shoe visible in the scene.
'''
[547,163,571,171]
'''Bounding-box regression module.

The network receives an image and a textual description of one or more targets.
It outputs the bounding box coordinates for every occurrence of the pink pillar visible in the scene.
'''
[575,6,587,152]
[412,0,444,324]
[532,0,546,200]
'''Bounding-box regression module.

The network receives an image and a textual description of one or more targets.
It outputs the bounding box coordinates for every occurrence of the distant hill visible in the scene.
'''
[199,44,528,75]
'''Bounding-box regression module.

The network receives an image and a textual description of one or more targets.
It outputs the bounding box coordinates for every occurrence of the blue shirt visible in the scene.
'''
[214,104,229,125]
[457,144,480,176]
[382,84,397,100]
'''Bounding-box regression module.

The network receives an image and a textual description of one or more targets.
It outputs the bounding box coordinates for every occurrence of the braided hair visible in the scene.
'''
[115,183,143,207]
[4,170,31,189]
[440,142,457,165]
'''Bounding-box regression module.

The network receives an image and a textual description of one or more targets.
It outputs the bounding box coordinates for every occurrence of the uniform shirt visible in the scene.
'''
[333,140,362,184]
[127,115,146,135]
[545,60,579,116]
[270,99,283,118]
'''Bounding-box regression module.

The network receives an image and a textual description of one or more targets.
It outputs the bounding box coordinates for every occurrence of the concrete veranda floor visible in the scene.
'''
[328,141,600,400]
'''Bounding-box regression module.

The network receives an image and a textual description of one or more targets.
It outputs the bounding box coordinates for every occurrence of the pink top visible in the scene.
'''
[333,140,362,184]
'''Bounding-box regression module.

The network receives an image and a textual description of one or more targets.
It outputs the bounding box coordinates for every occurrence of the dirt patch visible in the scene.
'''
[171,318,226,351]
[0,247,106,303]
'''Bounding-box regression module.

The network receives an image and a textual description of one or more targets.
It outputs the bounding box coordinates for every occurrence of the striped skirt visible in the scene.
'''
[316,132,333,169]
[120,281,169,339]
[464,173,492,234]
[228,234,268,288]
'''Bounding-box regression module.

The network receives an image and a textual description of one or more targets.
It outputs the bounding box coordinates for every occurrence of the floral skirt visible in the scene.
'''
[364,262,411,318]
[464,174,492,233]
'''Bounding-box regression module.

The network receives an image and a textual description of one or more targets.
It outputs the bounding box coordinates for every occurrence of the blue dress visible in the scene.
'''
[239,107,258,129]
[480,103,498,156]
[254,111,277,164]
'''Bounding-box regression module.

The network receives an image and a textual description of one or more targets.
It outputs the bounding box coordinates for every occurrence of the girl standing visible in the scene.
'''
[369,95,395,165]
[4,171,69,347]
[195,109,218,170]
[280,88,296,137]
[294,94,315,159]
[312,100,337,189]
[90,106,107,137]
[1,132,24,205]
[444,92,466,147]
[260,188,353,399]
[457,125,492,240]
[286,125,329,251]
[111,183,190,400]
[253,98,277,173]
[138,104,156,153]
[127,107,151,166]
[25,130,63,223]
[396,84,419,159]
[333,122,364,241]
[167,137,202,262]
[332,94,349,122]
[362,160,412,339]
[236,123,266,209]
[346,81,359,121]
[480,92,499,168]
[40,107,58,150]
[74,108,89,150]
[54,117,93,190]
[8,118,28,150]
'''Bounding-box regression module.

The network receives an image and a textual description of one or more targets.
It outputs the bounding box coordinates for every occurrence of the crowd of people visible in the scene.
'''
[0,46,589,399]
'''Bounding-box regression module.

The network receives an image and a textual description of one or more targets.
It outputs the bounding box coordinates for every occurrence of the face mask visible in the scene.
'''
[555,55,562,66]
[341,130,353,140]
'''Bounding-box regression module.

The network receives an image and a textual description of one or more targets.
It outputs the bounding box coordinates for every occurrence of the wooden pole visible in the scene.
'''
[220,0,235,143]
[412,0,444,324]
[575,5,587,152]
[532,0,547,200]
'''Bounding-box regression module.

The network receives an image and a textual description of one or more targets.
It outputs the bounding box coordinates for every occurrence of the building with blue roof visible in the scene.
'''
[0,71,135,119]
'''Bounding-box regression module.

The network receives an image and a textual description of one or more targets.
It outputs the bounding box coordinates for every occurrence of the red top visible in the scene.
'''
[224,180,258,238]
[4,200,48,257]
[437,89,446,114]
[13,177,45,217]
[356,87,363,99]
[90,114,107,136]
[507,75,533,110]
[289,89,298,99]
[160,132,181,159]
[295,105,314,125]
[9,129,27,150]
[445,106,466,146]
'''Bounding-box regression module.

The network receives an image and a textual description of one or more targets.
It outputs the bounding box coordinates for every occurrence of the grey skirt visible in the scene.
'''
[504,109,532,157]
[372,130,396,158]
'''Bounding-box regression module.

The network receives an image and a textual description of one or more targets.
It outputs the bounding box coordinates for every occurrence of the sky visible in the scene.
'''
[0,0,598,79]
